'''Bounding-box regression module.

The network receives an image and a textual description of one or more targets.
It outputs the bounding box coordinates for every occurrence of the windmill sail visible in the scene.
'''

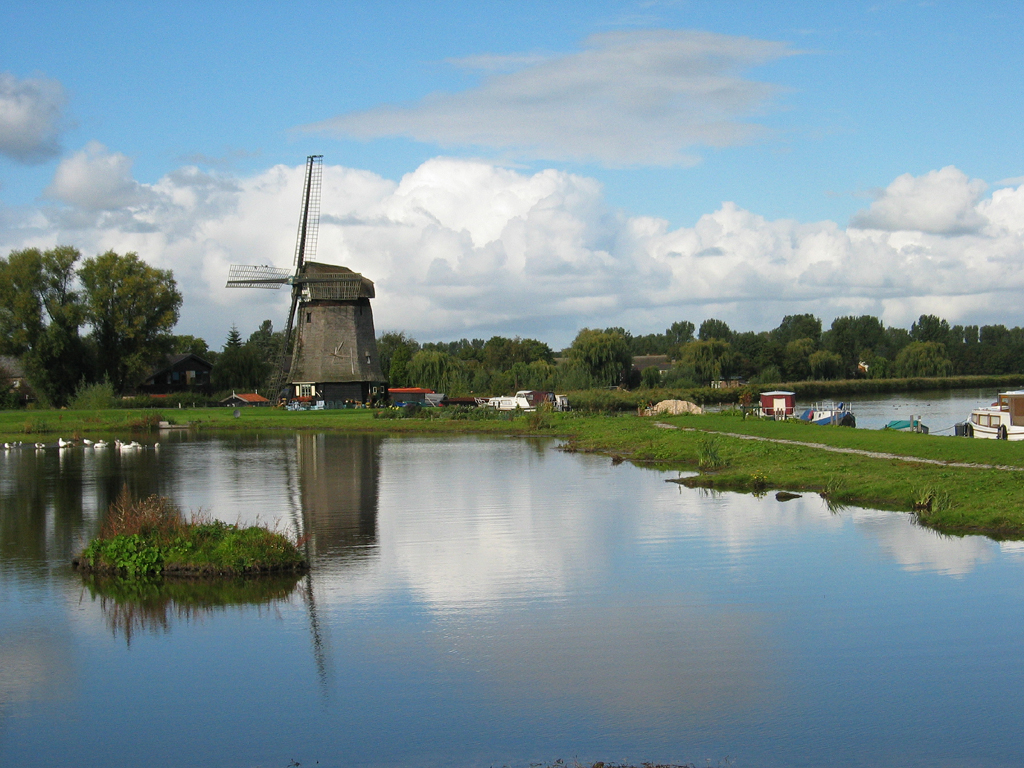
[225,264,292,289]
[294,155,323,269]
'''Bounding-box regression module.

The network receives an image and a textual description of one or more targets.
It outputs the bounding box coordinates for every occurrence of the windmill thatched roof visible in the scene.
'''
[302,262,375,300]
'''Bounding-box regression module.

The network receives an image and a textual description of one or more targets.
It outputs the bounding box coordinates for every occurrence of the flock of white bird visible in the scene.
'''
[3,438,159,452]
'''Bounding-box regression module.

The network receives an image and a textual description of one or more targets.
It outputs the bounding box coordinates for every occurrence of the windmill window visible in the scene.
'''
[365,353,371,365]
[306,312,312,323]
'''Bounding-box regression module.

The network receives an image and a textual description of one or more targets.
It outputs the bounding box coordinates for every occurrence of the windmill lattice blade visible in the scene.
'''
[294,155,323,269]
[226,264,291,288]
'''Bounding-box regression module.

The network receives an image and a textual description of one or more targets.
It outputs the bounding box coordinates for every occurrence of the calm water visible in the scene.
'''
[3,432,1024,768]
[848,387,1015,432]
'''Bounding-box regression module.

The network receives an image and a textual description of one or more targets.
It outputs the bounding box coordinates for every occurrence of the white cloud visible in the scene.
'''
[306,29,796,167]
[0,72,66,163]
[4,158,1024,346]
[850,165,989,235]
[44,142,148,211]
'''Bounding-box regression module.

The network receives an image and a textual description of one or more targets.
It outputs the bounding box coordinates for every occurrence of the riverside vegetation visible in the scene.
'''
[74,487,308,578]
[12,397,1024,541]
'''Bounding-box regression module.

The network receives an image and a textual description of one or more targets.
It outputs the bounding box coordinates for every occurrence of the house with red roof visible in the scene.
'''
[219,392,271,407]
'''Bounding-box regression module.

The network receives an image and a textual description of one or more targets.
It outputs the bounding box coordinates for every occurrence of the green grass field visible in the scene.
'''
[6,405,1024,539]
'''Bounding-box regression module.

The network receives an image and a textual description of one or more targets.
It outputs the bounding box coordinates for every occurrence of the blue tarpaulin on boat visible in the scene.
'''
[885,419,928,433]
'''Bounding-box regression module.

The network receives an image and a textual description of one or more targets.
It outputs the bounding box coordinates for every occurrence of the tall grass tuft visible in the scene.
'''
[696,434,725,471]
[912,485,952,514]
[101,485,187,539]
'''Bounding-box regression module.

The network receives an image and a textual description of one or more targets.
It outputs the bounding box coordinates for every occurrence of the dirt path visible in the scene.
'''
[654,422,1024,472]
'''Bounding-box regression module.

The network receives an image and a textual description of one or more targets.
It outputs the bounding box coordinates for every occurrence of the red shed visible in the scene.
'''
[760,390,796,420]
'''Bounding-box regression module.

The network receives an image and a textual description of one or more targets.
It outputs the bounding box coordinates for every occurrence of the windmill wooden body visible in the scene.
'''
[226,156,385,405]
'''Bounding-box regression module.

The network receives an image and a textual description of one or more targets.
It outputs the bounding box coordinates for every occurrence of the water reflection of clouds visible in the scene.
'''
[645,483,999,578]
[317,441,784,726]
[372,438,605,608]
[847,509,997,577]
[309,437,1009,619]
[642,484,844,557]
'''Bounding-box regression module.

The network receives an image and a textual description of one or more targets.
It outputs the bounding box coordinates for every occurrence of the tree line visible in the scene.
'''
[0,246,182,407]
[371,312,1024,396]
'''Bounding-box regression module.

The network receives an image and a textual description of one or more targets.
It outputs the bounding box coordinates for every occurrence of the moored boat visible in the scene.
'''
[483,391,569,412]
[965,390,1024,440]
[798,401,856,428]
[884,416,928,434]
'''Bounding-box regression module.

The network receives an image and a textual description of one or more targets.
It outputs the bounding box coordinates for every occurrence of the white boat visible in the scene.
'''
[966,390,1024,440]
[485,390,537,411]
[483,391,568,412]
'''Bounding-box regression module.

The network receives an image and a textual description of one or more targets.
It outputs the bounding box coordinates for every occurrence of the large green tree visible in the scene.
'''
[783,337,816,381]
[0,246,88,406]
[910,314,952,345]
[172,334,210,358]
[824,315,886,376]
[377,331,420,387]
[772,314,822,347]
[698,318,733,342]
[78,250,182,393]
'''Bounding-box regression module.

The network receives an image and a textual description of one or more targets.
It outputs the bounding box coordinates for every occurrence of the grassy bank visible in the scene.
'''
[0,404,556,441]
[554,412,1024,539]
[74,488,308,577]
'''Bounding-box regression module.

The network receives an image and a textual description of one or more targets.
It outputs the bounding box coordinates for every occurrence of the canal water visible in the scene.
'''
[3,432,1024,768]
[841,387,1012,433]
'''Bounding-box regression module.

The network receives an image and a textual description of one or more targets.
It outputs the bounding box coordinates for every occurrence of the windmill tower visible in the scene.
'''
[226,155,385,405]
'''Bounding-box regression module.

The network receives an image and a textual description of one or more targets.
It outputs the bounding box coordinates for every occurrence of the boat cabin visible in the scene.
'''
[760,391,796,420]
[967,390,1024,440]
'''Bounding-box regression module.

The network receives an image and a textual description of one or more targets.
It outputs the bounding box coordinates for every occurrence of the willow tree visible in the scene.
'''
[78,250,182,394]
[406,350,468,395]
[566,328,632,387]
[679,339,734,386]
[894,341,953,378]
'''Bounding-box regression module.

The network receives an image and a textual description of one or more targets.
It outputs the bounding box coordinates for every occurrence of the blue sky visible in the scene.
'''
[2,1,1023,349]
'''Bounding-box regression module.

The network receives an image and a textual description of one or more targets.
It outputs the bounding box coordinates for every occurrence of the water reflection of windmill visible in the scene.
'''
[295,433,380,561]
[281,433,383,697]
[226,155,385,404]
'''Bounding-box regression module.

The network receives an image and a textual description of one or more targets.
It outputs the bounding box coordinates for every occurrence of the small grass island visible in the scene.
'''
[73,488,308,578]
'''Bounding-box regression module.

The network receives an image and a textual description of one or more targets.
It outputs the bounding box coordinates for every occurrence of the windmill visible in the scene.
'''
[226,155,385,405]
